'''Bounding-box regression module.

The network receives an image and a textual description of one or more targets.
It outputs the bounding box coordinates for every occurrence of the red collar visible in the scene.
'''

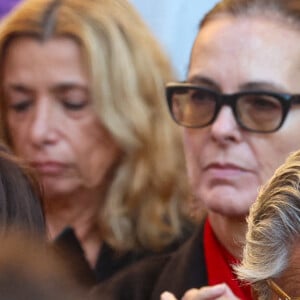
[204,219,252,300]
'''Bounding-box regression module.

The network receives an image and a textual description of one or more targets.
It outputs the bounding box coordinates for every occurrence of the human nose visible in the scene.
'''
[210,105,242,144]
[29,99,58,147]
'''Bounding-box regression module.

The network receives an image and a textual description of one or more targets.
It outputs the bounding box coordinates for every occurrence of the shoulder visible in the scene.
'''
[52,227,97,287]
[91,224,206,300]
[151,224,207,299]
[91,254,171,300]
[94,221,195,283]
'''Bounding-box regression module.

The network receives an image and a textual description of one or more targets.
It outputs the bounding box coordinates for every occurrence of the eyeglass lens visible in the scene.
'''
[169,87,284,132]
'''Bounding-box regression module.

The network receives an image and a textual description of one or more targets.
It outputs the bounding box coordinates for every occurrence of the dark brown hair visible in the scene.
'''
[0,230,83,300]
[0,143,44,235]
[200,0,300,30]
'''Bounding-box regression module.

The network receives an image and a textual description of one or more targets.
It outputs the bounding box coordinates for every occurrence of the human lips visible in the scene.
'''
[203,162,249,178]
[30,161,66,176]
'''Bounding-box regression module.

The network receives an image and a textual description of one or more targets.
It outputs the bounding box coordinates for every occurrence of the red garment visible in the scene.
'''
[204,219,252,300]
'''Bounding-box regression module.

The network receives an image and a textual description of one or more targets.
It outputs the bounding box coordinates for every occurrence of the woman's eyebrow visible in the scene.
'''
[187,75,220,91]
[50,83,89,93]
[239,81,288,93]
[4,84,32,93]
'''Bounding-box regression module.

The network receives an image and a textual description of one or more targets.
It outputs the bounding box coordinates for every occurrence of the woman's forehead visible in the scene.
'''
[188,16,300,93]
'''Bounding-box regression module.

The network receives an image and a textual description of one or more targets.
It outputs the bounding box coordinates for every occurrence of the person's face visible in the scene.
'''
[2,37,121,199]
[185,16,300,217]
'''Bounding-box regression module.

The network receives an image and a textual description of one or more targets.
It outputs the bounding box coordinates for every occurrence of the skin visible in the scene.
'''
[2,37,121,265]
[162,15,300,300]
[161,284,238,300]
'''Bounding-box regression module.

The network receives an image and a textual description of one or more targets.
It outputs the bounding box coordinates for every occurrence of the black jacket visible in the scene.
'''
[91,225,207,300]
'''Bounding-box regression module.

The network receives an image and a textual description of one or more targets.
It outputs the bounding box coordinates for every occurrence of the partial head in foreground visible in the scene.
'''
[236,149,300,300]
[0,229,83,300]
[0,143,44,235]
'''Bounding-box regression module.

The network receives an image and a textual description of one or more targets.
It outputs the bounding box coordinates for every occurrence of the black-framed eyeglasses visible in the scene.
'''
[267,279,300,300]
[166,82,300,133]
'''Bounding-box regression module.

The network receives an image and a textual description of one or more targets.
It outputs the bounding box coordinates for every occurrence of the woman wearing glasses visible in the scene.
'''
[236,149,300,300]
[92,0,300,299]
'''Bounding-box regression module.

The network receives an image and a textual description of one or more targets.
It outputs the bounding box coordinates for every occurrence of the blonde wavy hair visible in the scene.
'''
[0,0,190,251]
[235,150,300,300]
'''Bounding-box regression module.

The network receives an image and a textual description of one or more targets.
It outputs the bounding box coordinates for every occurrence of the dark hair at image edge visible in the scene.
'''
[0,144,44,235]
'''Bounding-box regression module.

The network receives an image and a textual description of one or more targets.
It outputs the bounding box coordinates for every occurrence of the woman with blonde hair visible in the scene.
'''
[0,0,192,284]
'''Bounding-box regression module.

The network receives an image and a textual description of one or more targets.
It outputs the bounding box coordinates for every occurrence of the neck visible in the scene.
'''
[208,211,247,259]
[45,189,103,267]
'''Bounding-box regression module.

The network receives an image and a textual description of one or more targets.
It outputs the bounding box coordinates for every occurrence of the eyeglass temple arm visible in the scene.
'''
[267,279,291,300]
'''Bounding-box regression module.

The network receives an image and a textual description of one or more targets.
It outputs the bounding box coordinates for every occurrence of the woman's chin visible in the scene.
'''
[41,178,78,199]
[198,187,254,218]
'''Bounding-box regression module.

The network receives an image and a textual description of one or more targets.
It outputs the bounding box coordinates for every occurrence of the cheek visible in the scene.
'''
[182,128,204,155]
[249,131,300,186]
[88,143,119,181]
[250,139,278,184]
[182,130,204,184]
[72,126,120,187]
[7,119,27,152]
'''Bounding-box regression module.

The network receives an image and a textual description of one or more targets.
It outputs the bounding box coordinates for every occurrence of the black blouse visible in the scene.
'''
[52,224,194,288]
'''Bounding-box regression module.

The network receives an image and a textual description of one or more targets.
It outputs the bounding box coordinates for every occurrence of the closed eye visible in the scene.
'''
[8,100,32,112]
[62,101,88,110]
